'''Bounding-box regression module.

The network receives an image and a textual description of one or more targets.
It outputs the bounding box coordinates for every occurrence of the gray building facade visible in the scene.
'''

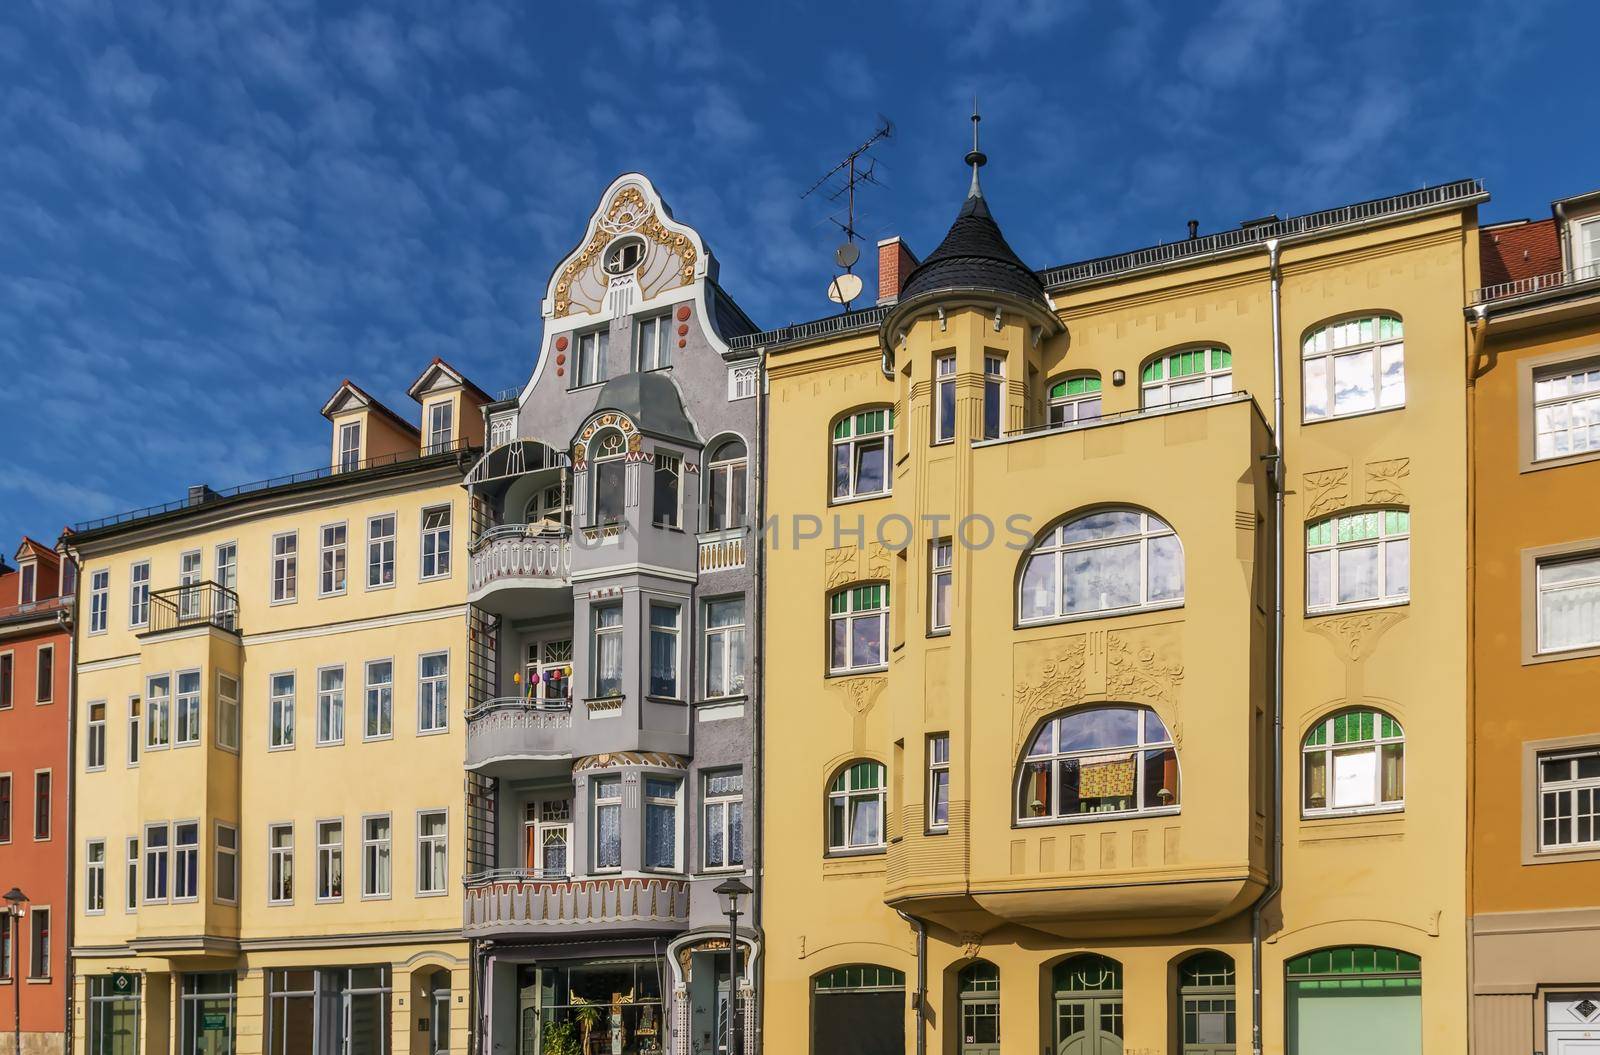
[461,174,762,1055]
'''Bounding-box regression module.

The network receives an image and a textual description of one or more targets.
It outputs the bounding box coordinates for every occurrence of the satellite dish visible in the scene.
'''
[828,273,864,305]
[835,242,861,268]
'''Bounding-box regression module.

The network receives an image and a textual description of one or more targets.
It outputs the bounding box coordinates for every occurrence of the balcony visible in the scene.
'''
[468,525,572,616]
[465,696,575,778]
[697,528,746,572]
[143,581,240,636]
[463,872,690,937]
[1472,262,1600,305]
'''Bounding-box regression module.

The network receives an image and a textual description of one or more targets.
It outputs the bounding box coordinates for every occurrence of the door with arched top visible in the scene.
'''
[1054,956,1123,1055]
[958,962,999,1055]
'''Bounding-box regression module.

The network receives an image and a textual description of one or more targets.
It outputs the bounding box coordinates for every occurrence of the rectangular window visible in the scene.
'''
[144,823,169,902]
[129,560,151,627]
[1539,747,1600,851]
[649,602,681,698]
[364,660,393,740]
[0,774,9,842]
[271,532,298,604]
[174,821,199,901]
[316,820,344,902]
[652,454,681,528]
[317,666,345,745]
[935,355,957,443]
[635,313,672,371]
[127,697,141,765]
[707,441,748,530]
[18,564,34,604]
[416,811,448,895]
[644,777,681,871]
[426,401,454,453]
[927,734,951,832]
[268,823,293,904]
[1537,552,1600,654]
[0,913,9,980]
[575,329,608,387]
[27,907,49,979]
[319,523,348,596]
[418,652,449,733]
[488,413,515,449]
[983,355,1005,439]
[0,653,11,708]
[215,823,238,904]
[269,672,295,749]
[593,777,622,871]
[367,515,396,589]
[593,453,625,525]
[592,605,624,697]
[87,701,107,770]
[703,597,747,698]
[362,815,391,898]
[36,644,53,703]
[89,569,109,633]
[702,769,744,870]
[125,837,138,912]
[930,538,953,633]
[216,674,240,752]
[830,584,889,673]
[174,669,201,746]
[339,421,362,471]
[420,505,452,579]
[86,840,107,912]
[178,550,202,620]
[214,542,238,629]
[1305,511,1410,614]
[832,408,894,501]
[146,674,170,749]
[1533,361,1600,461]
[33,771,50,840]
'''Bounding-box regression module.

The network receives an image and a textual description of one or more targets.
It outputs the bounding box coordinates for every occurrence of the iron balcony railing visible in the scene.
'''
[727,305,889,351]
[1472,262,1600,305]
[467,526,573,593]
[0,595,72,625]
[147,580,240,635]
[992,389,1253,443]
[462,873,690,931]
[466,694,573,722]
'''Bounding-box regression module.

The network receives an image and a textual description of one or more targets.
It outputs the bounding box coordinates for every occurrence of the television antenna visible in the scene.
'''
[802,117,893,310]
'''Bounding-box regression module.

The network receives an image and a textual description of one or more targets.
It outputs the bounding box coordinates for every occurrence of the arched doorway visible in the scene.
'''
[1053,955,1123,1055]
[811,964,905,1055]
[1177,952,1235,1054]
[957,962,999,1055]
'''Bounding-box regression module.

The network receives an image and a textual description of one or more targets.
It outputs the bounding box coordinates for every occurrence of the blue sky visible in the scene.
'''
[1,0,1593,547]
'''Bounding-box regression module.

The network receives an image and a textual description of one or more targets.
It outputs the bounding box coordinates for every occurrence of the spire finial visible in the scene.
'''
[965,94,986,199]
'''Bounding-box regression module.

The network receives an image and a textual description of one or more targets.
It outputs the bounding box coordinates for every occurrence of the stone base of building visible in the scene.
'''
[0,1032,68,1055]
[1472,908,1600,1055]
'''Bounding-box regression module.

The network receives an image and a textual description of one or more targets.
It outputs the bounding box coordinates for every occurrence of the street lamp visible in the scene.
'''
[712,877,751,1055]
[3,887,28,1055]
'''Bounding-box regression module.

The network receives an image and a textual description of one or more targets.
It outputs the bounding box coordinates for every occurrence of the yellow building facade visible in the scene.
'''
[753,153,1482,1054]
[62,362,487,1055]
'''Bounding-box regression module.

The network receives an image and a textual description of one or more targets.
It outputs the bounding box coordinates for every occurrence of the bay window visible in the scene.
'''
[648,603,681,698]
[591,430,627,524]
[592,777,622,871]
[592,605,623,697]
[1018,706,1180,822]
[643,777,681,871]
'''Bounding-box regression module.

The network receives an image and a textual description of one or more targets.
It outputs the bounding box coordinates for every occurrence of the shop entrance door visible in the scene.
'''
[180,973,237,1055]
[1055,998,1123,1055]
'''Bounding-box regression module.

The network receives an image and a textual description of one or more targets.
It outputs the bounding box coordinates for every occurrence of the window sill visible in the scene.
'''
[1306,599,1408,619]
[927,628,951,638]
[697,694,747,705]
[1526,641,1600,666]
[1300,805,1404,827]
[269,598,298,607]
[567,380,608,393]
[363,733,395,743]
[363,582,397,593]
[1302,403,1405,427]
[829,491,892,507]
[1528,843,1600,865]
[1016,599,1185,631]
[1522,448,1600,474]
[419,572,453,584]
[826,666,888,679]
[645,695,687,705]
[415,890,448,899]
[417,727,450,737]
[317,590,348,600]
[824,847,886,860]
[1015,806,1181,829]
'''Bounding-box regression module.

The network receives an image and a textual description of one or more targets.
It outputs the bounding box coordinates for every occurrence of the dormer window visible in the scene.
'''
[1577,216,1600,280]
[338,422,361,472]
[603,236,645,276]
[425,402,454,454]
[19,562,36,604]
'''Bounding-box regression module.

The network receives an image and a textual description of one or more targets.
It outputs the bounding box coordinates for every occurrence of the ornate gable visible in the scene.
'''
[545,175,706,321]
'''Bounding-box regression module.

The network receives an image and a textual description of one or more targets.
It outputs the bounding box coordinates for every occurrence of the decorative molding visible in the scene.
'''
[554,184,698,318]
[1364,457,1411,505]
[865,542,892,577]
[1308,609,1406,664]
[573,751,688,771]
[1303,467,1352,520]
[834,677,887,717]
[1105,633,1185,706]
[1014,638,1088,748]
[825,546,858,589]
[959,932,983,960]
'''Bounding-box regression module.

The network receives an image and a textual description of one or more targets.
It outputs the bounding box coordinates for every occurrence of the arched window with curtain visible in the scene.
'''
[1302,708,1404,817]
[1306,508,1409,614]
[831,407,894,501]
[957,961,999,1055]
[706,437,748,530]
[1302,314,1404,421]
[1141,346,1232,407]
[1019,509,1183,624]
[827,760,886,853]
[1177,952,1236,1055]
[589,428,627,524]
[1018,706,1180,823]
[1048,374,1103,426]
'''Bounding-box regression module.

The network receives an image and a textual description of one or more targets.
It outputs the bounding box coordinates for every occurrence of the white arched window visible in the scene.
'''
[590,429,627,524]
[1019,510,1183,623]
[1306,509,1409,614]
[707,438,748,530]
[827,760,886,852]
[1302,709,1404,816]
[1018,706,1179,822]
[1302,315,1404,421]
[1141,347,1232,408]
[1048,374,1102,426]
[832,408,894,501]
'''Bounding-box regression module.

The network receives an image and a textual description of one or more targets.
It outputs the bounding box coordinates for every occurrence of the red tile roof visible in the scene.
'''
[1481,218,1562,288]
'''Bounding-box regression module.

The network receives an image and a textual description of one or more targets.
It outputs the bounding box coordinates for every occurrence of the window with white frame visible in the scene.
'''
[144,822,170,902]
[0,653,10,710]
[26,908,48,979]
[362,815,391,897]
[125,837,138,912]
[129,560,151,627]
[320,523,347,596]
[127,697,140,766]
[269,672,295,749]
[1538,746,1600,851]
[1576,217,1600,279]
[827,760,887,853]
[592,605,624,697]
[146,674,171,750]
[271,532,297,603]
[829,584,887,674]
[339,421,361,472]
[1019,510,1184,623]
[1141,347,1232,407]
[416,811,448,894]
[703,597,746,698]
[33,771,49,839]
[1302,315,1404,421]
[174,822,199,901]
[418,653,449,733]
[35,645,52,703]
[1302,709,1404,816]
[0,774,9,843]
[983,355,1005,439]
[592,777,622,871]
[426,400,454,453]
[214,542,237,629]
[927,734,950,832]
[17,563,35,604]
[178,550,202,620]
[420,506,452,579]
[652,453,681,529]
[930,538,953,633]
[317,666,345,745]
[525,799,571,877]
[707,439,748,530]
[728,363,759,401]
[367,515,396,589]
[216,674,239,752]
[174,670,201,746]
[832,408,894,501]
[643,776,681,871]
[86,839,106,913]
[365,660,393,739]
[524,638,572,706]
[574,329,608,387]
[1048,375,1103,426]
[636,313,672,370]
[89,569,109,633]
[268,823,294,904]
[1536,552,1600,654]
[1533,361,1600,461]
[604,236,644,274]
[214,823,237,904]
[648,603,681,698]
[316,820,343,901]
[1306,509,1410,614]
[591,429,627,524]
[489,412,516,449]
[1018,706,1181,822]
[702,769,744,870]
[86,701,106,770]
[935,355,957,442]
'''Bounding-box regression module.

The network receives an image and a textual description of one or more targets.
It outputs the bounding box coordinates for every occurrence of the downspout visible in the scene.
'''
[752,347,769,1055]
[59,547,78,1055]
[1465,303,1488,1055]
[1251,238,1286,1055]
[895,910,926,1055]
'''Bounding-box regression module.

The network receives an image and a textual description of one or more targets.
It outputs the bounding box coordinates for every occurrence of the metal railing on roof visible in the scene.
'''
[0,595,72,623]
[727,305,888,350]
[1472,263,1600,305]
[993,389,1253,442]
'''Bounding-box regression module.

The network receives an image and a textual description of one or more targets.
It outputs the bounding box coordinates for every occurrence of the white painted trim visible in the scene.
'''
[570,562,699,585]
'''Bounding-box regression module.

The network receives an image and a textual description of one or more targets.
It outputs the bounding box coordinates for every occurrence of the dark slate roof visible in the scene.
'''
[897,191,1045,305]
[586,371,698,445]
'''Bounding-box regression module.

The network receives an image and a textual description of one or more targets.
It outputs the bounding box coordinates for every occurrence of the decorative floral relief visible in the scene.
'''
[1303,467,1352,520]
[1106,634,1185,706]
[1309,609,1406,663]
[865,542,892,578]
[554,185,698,317]
[1013,639,1088,748]
[825,547,858,589]
[1364,457,1411,505]
[834,677,887,716]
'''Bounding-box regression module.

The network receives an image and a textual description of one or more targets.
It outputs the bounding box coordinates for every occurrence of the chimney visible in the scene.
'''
[187,484,220,507]
[1187,220,1199,240]
[877,236,919,306]
[1239,214,1281,230]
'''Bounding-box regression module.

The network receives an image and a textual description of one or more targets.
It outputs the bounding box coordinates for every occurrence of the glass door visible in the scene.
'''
[180,973,237,1055]
[523,799,572,877]
[524,638,573,707]
[429,971,451,1054]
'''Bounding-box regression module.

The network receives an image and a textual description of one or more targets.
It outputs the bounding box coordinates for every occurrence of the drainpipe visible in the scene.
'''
[752,347,769,1055]
[1465,303,1488,1055]
[895,910,926,1055]
[1251,238,1286,1055]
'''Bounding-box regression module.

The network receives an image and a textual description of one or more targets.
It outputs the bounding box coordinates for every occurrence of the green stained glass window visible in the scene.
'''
[1142,360,1163,382]
[1285,946,1420,978]
[831,760,885,794]
[1211,348,1232,370]
[833,419,850,440]
[1306,724,1327,746]
[1050,375,1102,399]
[814,965,905,991]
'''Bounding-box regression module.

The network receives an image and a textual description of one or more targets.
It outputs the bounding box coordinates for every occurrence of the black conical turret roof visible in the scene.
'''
[897,187,1045,305]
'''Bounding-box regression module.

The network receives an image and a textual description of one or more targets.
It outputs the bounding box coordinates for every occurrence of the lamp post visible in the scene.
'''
[712,877,751,1055]
[3,887,27,1055]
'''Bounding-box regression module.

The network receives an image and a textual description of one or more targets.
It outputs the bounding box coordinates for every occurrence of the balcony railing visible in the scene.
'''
[147,581,239,635]
[462,873,690,933]
[1472,262,1600,305]
[468,525,572,593]
[466,694,573,723]
[992,389,1253,443]
[697,529,746,572]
